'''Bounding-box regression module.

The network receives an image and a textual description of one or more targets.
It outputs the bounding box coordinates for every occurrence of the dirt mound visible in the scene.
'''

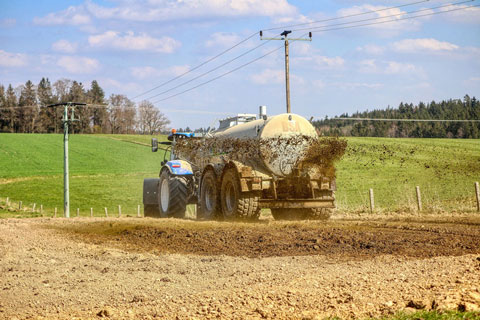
[51,217,480,259]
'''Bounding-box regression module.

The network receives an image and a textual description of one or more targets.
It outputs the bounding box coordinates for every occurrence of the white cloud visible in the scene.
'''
[0,50,28,67]
[0,18,16,27]
[336,4,426,36]
[439,4,480,24]
[313,55,344,69]
[251,69,284,85]
[295,55,344,70]
[359,59,418,75]
[34,5,91,25]
[385,61,417,75]
[130,65,189,80]
[52,39,78,53]
[332,82,383,90]
[88,31,180,53]
[100,78,143,95]
[313,80,325,89]
[205,32,242,48]
[250,68,303,85]
[392,38,459,53]
[57,56,100,74]
[85,0,297,22]
[357,44,385,55]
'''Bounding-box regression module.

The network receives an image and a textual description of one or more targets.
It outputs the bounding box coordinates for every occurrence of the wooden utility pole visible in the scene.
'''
[284,35,291,113]
[260,30,312,114]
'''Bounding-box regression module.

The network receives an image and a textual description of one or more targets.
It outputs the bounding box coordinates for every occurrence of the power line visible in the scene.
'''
[132,0,433,101]
[262,0,431,32]
[131,32,258,100]
[325,117,480,122]
[149,3,478,104]
[143,36,277,101]
[151,40,296,104]
[303,4,480,33]
[291,0,476,33]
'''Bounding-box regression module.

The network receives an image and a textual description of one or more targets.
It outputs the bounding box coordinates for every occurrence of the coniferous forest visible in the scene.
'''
[1,78,478,138]
[314,95,480,138]
[0,78,170,134]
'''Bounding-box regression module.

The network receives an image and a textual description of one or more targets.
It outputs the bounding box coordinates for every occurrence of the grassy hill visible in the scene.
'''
[0,134,479,217]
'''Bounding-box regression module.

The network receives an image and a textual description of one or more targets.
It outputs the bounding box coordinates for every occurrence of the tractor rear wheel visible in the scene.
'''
[220,167,260,220]
[158,170,188,218]
[198,169,220,220]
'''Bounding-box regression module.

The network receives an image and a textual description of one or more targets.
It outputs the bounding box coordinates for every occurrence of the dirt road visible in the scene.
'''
[0,215,479,319]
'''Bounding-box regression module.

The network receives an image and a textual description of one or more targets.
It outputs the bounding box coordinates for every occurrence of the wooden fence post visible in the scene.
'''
[137,205,140,218]
[475,182,480,212]
[104,207,108,217]
[32,203,36,213]
[19,201,22,210]
[6,197,9,206]
[416,186,422,211]
[40,205,43,216]
[369,189,374,213]
[77,208,80,217]
[90,208,93,217]
[118,205,121,217]
[54,207,57,218]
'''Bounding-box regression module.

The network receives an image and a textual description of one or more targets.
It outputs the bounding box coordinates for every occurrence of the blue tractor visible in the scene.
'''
[143,131,198,218]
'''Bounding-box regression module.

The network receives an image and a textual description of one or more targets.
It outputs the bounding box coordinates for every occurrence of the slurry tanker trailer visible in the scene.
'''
[143,106,338,220]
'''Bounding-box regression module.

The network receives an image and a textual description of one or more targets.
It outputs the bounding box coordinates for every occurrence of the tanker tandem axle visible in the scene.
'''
[143,108,336,220]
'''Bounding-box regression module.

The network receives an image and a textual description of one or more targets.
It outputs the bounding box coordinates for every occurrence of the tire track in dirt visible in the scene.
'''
[49,217,480,259]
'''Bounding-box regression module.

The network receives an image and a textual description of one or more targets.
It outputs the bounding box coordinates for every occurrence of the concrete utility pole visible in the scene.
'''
[260,30,312,114]
[48,102,86,218]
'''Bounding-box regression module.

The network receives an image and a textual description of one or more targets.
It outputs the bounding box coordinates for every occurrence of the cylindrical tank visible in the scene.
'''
[214,113,317,176]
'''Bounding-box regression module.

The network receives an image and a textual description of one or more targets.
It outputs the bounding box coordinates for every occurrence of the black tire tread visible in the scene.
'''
[237,193,260,220]
[168,176,188,218]
[198,169,220,220]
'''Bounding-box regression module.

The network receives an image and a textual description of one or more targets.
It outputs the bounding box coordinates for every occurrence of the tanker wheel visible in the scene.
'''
[158,170,188,218]
[220,167,260,220]
[143,204,159,217]
[271,209,306,220]
[198,169,220,220]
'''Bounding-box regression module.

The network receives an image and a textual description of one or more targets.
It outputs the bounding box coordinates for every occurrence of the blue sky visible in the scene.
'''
[1,0,479,128]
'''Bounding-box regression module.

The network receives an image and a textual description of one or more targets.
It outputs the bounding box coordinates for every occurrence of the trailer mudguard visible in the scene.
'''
[165,160,194,176]
[143,178,160,205]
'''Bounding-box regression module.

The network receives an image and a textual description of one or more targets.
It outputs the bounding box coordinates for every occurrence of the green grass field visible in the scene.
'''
[0,133,479,217]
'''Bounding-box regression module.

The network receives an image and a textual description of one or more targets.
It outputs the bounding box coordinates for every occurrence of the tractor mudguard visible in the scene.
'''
[165,160,194,176]
[143,178,160,205]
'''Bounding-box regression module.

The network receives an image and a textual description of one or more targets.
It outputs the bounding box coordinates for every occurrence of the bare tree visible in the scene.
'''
[108,94,136,134]
[137,100,170,135]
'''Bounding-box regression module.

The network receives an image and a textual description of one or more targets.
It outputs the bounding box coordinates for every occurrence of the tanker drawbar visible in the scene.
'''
[143,109,346,220]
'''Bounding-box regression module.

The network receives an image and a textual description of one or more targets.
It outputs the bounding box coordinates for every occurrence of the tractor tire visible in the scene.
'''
[158,169,188,218]
[220,167,260,220]
[144,204,159,217]
[198,169,220,220]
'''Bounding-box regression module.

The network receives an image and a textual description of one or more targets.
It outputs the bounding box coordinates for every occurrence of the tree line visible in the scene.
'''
[314,95,480,138]
[0,78,170,134]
